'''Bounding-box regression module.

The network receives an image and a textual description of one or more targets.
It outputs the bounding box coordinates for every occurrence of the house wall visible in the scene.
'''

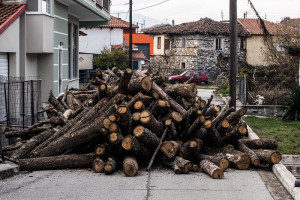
[79,27,123,55]
[124,34,154,56]
[153,35,169,55]
[26,14,54,53]
[78,53,93,70]
[151,34,246,77]
[0,18,20,76]
[246,36,270,66]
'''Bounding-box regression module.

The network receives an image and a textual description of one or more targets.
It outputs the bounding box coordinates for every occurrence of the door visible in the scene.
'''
[0,53,8,77]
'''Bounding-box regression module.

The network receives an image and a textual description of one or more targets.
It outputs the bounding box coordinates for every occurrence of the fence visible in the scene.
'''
[0,76,43,147]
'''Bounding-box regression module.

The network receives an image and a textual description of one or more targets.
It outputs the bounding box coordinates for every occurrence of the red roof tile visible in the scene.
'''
[94,16,139,28]
[144,18,248,36]
[0,4,26,35]
[133,51,146,59]
[237,19,277,35]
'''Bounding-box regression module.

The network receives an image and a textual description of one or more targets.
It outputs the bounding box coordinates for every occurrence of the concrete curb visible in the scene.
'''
[246,121,299,200]
[0,162,19,180]
[273,164,300,200]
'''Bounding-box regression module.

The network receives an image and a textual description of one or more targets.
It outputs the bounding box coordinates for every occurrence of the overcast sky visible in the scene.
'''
[110,0,300,27]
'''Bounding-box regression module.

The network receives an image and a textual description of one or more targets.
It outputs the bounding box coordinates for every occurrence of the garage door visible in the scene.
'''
[0,53,8,77]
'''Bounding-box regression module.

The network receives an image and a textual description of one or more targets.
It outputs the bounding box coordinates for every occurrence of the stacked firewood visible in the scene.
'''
[1,68,281,179]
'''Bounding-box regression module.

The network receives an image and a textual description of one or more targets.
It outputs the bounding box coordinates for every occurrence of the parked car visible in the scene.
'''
[168,70,208,84]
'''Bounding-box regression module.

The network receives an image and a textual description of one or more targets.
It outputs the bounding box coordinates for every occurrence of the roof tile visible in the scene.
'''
[93,16,138,28]
[237,19,277,35]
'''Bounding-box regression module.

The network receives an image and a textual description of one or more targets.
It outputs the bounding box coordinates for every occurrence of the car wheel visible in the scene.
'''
[174,80,180,84]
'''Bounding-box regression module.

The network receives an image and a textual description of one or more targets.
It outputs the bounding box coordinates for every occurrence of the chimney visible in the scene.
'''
[172,20,175,26]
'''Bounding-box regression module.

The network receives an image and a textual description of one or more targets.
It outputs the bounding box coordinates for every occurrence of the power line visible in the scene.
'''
[111,0,170,14]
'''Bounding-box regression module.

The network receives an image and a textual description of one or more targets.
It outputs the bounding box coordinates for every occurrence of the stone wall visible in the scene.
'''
[150,34,246,78]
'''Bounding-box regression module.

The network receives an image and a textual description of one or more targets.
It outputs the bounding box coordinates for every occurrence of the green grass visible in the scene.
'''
[243,116,300,155]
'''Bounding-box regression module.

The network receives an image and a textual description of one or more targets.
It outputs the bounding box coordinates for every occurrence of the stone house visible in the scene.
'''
[144,18,249,78]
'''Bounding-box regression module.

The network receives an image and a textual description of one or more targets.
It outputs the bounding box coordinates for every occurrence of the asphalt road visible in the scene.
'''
[0,168,274,200]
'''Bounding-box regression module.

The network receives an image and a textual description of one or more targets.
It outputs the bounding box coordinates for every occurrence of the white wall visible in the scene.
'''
[79,53,93,70]
[26,54,38,77]
[79,27,123,54]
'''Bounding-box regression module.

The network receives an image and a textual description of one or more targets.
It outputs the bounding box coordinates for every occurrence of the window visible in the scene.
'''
[240,38,246,50]
[42,0,52,15]
[68,23,71,80]
[164,39,170,50]
[216,38,222,50]
[181,62,186,69]
[73,25,78,78]
[182,37,186,48]
[194,72,202,77]
[184,71,193,77]
[157,37,161,49]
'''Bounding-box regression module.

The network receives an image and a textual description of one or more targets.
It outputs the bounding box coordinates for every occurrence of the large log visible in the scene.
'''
[133,125,160,148]
[116,68,133,94]
[164,84,196,99]
[11,129,55,160]
[104,157,117,174]
[235,140,260,166]
[197,154,229,171]
[48,90,65,113]
[239,139,278,149]
[122,135,151,157]
[123,156,139,177]
[134,70,187,115]
[19,153,96,171]
[160,141,181,159]
[174,156,193,174]
[253,149,281,165]
[92,158,105,173]
[128,76,153,94]
[140,110,163,135]
[200,160,224,179]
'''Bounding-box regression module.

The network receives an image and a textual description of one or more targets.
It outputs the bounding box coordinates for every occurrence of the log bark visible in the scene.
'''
[239,139,278,149]
[174,156,193,174]
[197,154,229,171]
[11,129,55,159]
[48,90,65,113]
[202,95,213,115]
[19,153,96,171]
[140,110,163,135]
[164,84,196,99]
[116,68,133,94]
[253,149,281,165]
[104,157,117,174]
[184,115,206,139]
[123,156,139,177]
[93,158,105,173]
[188,138,203,154]
[224,107,247,124]
[116,104,132,136]
[128,76,153,94]
[235,140,260,166]
[134,70,187,115]
[122,135,151,157]
[109,132,124,145]
[200,160,224,179]
[133,125,160,148]
[160,141,181,159]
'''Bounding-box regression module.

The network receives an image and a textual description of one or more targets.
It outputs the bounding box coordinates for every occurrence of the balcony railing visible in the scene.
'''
[96,0,110,13]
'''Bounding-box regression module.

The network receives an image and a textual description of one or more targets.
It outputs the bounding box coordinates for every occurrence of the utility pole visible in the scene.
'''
[229,0,237,108]
[129,0,133,69]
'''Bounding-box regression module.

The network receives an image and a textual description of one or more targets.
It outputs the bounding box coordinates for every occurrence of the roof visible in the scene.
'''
[237,19,277,35]
[142,23,171,32]
[143,18,249,36]
[0,4,26,35]
[133,51,146,60]
[79,30,87,36]
[92,16,139,28]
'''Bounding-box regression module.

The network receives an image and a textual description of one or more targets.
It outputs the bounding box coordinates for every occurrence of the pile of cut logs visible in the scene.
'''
[1,68,281,178]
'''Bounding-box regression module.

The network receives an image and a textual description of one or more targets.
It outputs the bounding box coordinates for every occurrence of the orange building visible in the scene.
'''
[124,34,154,59]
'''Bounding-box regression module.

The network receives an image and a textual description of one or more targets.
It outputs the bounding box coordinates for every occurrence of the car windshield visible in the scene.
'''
[180,71,187,76]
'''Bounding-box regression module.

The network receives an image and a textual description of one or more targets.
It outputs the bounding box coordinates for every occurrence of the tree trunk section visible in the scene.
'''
[123,156,139,177]
[239,139,278,149]
[253,149,281,164]
[197,154,229,171]
[93,158,105,173]
[200,160,224,179]
[235,140,260,166]
[133,125,160,148]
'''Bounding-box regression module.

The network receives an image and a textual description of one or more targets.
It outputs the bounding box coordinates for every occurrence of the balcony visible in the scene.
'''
[96,0,110,13]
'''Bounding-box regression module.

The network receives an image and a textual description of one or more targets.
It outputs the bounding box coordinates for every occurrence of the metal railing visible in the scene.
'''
[0,76,43,147]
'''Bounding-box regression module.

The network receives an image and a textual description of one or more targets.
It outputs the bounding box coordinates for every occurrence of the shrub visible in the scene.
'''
[282,86,300,121]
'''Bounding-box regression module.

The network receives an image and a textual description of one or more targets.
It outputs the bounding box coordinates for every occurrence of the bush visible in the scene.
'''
[93,49,128,70]
[282,86,300,121]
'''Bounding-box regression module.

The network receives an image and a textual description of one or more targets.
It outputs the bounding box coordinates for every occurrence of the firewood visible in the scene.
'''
[192,164,200,172]
[149,99,168,118]
[134,70,187,115]
[19,153,96,171]
[205,104,220,117]
[200,160,224,179]
[48,90,65,113]
[140,110,163,134]
[160,141,181,159]
[164,84,196,99]
[116,68,133,94]
[174,156,193,174]
[108,122,120,134]
[133,100,145,112]
[104,157,117,174]
[235,140,260,166]
[93,158,105,173]
[252,149,281,165]
[239,139,278,149]
[11,129,55,160]
[165,119,177,139]
[188,138,203,154]
[224,107,247,125]
[133,125,160,148]
[108,114,117,122]
[184,115,206,139]
[202,95,213,115]
[147,128,168,171]
[116,104,132,136]
[128,76,153,94]
[109,133,124,145]
[123,156,139,177]
[197,154,229,171]
[122,135,151,157]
